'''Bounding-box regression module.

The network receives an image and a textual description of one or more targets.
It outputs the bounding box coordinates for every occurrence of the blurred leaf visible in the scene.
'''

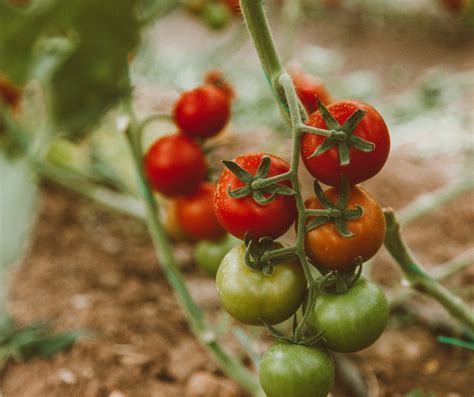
[0,153,38,313]
[0,0,142,136]
[404,388,436,397]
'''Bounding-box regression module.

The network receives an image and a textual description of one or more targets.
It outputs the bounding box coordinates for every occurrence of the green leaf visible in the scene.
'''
[0,154,38,315]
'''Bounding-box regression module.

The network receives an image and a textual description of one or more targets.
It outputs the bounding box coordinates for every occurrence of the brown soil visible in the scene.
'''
[1,145,473,397]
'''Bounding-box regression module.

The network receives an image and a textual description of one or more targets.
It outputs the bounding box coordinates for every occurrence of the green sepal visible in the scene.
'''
[307,138,337,159]
[253,189,278,205]
[255,155,271,179]
[313,180,333,208]
[306,216,331,233]
[343,205,364,220]
[343,109,366,134]
[348,135,375,152]
[227,185,251,199]
[338,143,350,166]
[222,160,254,183]
[317,100,340,130]
[334,218,353,238]
[335,175,350,208]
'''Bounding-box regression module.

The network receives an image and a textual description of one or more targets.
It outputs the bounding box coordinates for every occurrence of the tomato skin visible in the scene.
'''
[194,234,240,276]
[175,182,226,241]
[214,153,297,240]
[305,185,385,271]
[144,134,207,197]
[291,71,332,115]
[301,100,390,187]
[216,245,306,325]
[174,85,231,139]
[0,75,21,113]
[259,344,335,397]
[307,278,389,353]
[442,0,467,12]
[223,0,241,14]
[165,201,195,242]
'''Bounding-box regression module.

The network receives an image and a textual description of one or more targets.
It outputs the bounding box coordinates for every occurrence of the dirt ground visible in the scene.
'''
[2,6,474,397]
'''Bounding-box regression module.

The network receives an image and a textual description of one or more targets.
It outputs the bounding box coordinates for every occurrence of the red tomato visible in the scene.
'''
[223,0,241,14]
[175,182,226,241]
[291,71,332,115]
[0,75,21,113]
[174,85,231,139]
[441,0,468,12]
[204,69,235,100]
[305,185,385,271]
[214,153,297,240]
[144,134,207,197]
[301,100,390,187]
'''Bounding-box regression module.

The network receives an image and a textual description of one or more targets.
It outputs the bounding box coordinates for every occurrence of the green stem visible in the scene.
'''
[122,103,262,395]
[384,209,474,332]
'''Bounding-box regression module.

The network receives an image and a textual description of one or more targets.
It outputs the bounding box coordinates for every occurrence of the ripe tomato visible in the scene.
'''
[259,344,335,397]
[307,277,389,352]
[144,134,207,197]
[216,245,306,325]
[301,100,390,187]
[291,71,332,115]
[174,85,231,139]
[165,201,195,243]
[441,0,468,12]
[223,0,241,14]
[0,75,21,113]
[204,69,235,100]
[214,153,297,240]
[305,185,385,271]
[175,182,226,241]
[194,234,240,276]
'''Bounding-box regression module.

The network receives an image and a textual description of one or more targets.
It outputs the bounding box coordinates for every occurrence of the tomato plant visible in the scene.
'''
[216,245,306,325]
[307,278,389,352]
[291,70,332,114]
[144,134,207,197]
[174,182,226,241]
[214,153,297,240]
[174,85,231,139]
[301,100,390,187]
[194,234,240,276]
[259,343,335,397]
[305,184,385,271]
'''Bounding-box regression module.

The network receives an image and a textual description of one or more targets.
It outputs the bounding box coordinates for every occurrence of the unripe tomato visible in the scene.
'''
[174,85,231,139]
[216,245,306,325]
[305,185,385,271]
[214,153,297,240]
[301,100,390,187]
[194,234,240,276]
[202,3,232,30]
[307,278,389,352]
[259,344,335,397]
[291,71,332,115]
[144,134,207,197]
[175,182,226,241]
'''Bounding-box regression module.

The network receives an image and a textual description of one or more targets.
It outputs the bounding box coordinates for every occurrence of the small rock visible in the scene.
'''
[169,339,208,382]
[71,294,92,310]
[57,369,76,385]
[422,359,439,375]
[109,391,126,397]
[185,371,240,397]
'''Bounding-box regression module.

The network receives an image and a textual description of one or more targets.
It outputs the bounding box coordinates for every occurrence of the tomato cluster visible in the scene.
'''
[210,74,391,397]
[144,72,238,274]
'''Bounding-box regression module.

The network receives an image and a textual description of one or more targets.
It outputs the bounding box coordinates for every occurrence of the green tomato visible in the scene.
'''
[259,343,335,397]
[194,234,240,276]
[202,3,231,30]
[307,277,389,353]
[216,245,307,326]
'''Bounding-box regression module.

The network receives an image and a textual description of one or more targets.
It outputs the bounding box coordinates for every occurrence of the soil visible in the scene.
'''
[1,6,474,397]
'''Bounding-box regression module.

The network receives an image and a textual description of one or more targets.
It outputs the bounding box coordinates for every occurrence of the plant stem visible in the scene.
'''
[398,177,474,226]
[122,103,262,395]
[384,209,474,332]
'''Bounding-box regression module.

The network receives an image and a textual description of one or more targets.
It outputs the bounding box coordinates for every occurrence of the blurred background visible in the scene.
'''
[1,0,473,396]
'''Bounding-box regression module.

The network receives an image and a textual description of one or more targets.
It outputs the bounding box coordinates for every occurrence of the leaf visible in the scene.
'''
[0,154,38,315]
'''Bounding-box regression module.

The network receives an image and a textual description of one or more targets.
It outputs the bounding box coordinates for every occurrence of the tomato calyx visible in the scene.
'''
[260,317,327,347]
[317,258,363,294]
[303,101,375,166]
[243,233,298,275]
[306,176,363,238]
[222,155,295,206]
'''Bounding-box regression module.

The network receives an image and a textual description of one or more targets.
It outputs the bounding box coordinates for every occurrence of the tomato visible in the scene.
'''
[174,85,231,139]
[441,0,468,12]
[305,185,385,271]
[194,234,240,276]
[291,71,332,115]
[214,153,297,240]
[259,344,335,397]
[202,2,232,30]
[223,0,241,14]
[165,201,195,242]
[175,182,226,241]
[301,100,390,187]
[216,245,306,325]
[144,134,207,197]
[204,69,235,100]
[0,75,21,113]
[307,277,389,352]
